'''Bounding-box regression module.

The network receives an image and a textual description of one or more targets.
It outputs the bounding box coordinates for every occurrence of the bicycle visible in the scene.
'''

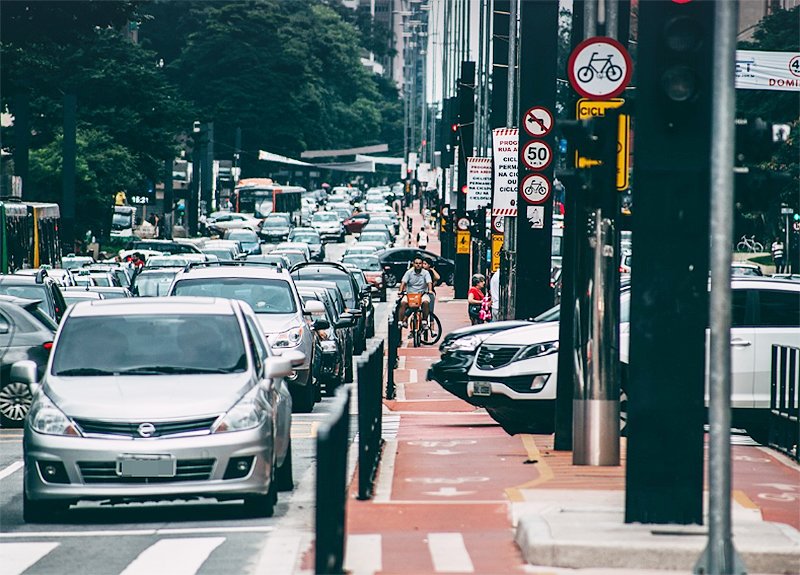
[736,235,764,253]
[397,293,441,347]
[576,52,623,83]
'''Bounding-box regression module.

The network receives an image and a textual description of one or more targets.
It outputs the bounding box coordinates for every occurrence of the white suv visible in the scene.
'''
[467,278,800,436]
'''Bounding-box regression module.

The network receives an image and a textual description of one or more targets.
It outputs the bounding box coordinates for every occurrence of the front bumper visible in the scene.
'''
[428,352,482,405]
[24,423,274,503]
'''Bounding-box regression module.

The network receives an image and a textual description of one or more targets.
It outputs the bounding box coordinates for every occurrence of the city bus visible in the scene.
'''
[233,178,305,219]
[0,200,62,273]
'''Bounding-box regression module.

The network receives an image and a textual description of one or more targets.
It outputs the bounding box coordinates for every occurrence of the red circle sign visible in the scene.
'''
[521,174,551,205]
[568,36,633,99]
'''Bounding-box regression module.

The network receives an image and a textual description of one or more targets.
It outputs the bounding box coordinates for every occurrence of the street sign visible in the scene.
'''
[456,216,470,231]
[780,207,795,215]
[456,230,471,254]
[491,234,503,273]
[491,128,519,216]
[521,140,553,171]
[466,157,492,210]
[576,98,630,190]
[521,174,551,204]
[793,221,800,232]
[492,215,505,234]
[523,106,554,137]
[568,37,632,99]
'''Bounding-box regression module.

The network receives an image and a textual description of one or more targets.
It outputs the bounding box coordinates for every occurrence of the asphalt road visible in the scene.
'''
[0,233,397,575]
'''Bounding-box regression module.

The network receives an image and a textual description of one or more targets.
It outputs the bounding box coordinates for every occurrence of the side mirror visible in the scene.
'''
[11,360,38,386]
[347,308,363,317]
[360,285,371,296]
[282,350,306,367]
[313,318,330,331]
[264,357,293,379]
[303,300,326,316]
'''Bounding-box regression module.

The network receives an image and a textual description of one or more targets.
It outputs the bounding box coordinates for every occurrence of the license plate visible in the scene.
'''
[117,454,176,478]
[472,382,492,397]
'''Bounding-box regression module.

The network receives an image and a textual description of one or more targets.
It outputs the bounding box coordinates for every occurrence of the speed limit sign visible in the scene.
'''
[522,140,552,171]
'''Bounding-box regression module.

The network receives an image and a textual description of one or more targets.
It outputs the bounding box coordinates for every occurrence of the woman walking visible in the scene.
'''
[467,274,486,325]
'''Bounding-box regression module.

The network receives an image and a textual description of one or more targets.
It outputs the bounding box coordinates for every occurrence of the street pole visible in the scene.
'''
[694,0,746,572]
[62,94,77,253]
[502,0,518,320]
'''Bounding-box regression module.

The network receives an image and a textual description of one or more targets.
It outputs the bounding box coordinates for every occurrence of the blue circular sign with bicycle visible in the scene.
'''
[568,37,632,99]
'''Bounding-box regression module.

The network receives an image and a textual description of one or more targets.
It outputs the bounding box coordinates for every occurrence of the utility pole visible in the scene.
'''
[62,94,77,253]
[500,0,518,320]
[454,61,475,299]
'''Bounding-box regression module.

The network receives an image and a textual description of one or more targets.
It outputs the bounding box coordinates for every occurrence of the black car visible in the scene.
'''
[0,271,67,323]
[0,296,58,427]
[298,287,351,394]
[290,263,366,353]
[342,264,375,338]
[377,248,455,287]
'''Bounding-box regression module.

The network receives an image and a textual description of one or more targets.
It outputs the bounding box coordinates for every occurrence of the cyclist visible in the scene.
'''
[397,256,433,328]
[422,258,440,316]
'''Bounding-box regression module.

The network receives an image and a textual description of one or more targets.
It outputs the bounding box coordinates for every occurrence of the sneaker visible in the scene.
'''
[401,321,408,328]
[421,320,429,329]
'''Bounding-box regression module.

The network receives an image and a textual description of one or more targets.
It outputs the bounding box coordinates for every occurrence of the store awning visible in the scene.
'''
[258,150,315,167]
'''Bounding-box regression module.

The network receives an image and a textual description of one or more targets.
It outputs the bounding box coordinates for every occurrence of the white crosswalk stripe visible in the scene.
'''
[344,534,382,575]
[382,415,401,439]
[427,532,475,573]
[119,537,225,575]
[0,542,59,575]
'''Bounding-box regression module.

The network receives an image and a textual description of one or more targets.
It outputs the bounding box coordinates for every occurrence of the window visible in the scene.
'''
[172,278,297,314]
[756,290,800,328]
[731,289,749,327]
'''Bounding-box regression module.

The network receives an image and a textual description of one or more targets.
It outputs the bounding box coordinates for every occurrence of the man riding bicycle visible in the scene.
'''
[397,256,433,328]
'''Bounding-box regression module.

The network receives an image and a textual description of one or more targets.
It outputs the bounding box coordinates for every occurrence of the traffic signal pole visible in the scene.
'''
[454,61,475,300]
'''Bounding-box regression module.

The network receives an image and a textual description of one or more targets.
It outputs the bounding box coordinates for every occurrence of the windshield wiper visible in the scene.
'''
[120,366,231,375]
[56,368,116,376]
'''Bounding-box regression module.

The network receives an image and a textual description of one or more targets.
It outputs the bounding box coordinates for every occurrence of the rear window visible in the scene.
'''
[134,271,179,297]
[756,289,800,328]
[172,277,297,314]
[0,284,54,317]
[342,256,381,271]
[52,314,247,375]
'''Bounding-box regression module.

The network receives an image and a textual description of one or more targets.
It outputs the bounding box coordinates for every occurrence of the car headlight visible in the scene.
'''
[29,395,81,437]
[515,340,559,361]
[271,326,304,348]
[212,386,267,433]
[442,334,486,353]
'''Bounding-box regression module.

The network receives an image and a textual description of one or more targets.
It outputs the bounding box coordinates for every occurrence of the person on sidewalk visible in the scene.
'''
[397,256,433,328]
[417,227,428,250]
[468,274,486,325]
[489,271,501,321]
[771,237,786,273]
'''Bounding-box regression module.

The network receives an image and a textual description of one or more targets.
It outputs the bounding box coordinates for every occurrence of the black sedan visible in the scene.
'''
[377,248,455,287]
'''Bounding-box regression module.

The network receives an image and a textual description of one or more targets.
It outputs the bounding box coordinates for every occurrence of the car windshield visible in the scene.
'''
[227,230,258,240]
[134,271,179,296]
[290,233,320,244]
[52,314,247,375]
[360,232,387,242]
[172,277,297,314]
[313,212,339,222]
[295,272,354,302]
[342,256,381,271]
[263,218,288,228]
[203,249,235,261]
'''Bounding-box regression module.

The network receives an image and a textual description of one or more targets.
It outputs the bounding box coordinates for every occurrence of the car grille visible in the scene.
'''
[78,459,215,484]
[73,417,218,438]
[476,345,522,369]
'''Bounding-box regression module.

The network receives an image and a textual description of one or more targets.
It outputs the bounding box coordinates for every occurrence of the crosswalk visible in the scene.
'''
[343,532,477,575]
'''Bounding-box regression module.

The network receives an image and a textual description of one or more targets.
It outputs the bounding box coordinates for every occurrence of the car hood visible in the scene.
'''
[312,222,340,229]
[263,227,290,234]
[482,321,559,346]
[45,373,252,420]
[255,313,301,334]
[443,320,532,344]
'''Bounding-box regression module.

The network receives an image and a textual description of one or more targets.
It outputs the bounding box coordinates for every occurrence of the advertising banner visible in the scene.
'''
[466,157,492,210]
[736,50,800,91]
[491,128,519,216]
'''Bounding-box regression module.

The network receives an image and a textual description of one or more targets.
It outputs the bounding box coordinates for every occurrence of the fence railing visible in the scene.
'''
[357,338,385,500]
[315,387,351,574]
[769,344,799,462]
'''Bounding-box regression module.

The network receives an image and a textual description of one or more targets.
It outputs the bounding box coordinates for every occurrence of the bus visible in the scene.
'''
[111,205,137,238]
[0,200,62,273]
[233,178,305,219]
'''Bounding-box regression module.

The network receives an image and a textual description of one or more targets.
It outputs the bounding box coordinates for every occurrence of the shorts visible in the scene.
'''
[402,293,430,307]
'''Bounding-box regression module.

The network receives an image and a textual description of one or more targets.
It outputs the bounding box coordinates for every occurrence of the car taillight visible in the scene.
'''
[43,342,54,351]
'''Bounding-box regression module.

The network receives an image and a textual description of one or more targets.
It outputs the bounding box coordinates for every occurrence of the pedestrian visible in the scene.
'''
[771,236,785,273]
[417,228,428,250]
[467,274,486,325]
[489,271,500,321]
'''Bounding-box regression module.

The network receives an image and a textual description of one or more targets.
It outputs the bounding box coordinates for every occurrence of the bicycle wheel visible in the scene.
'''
[736,241,748,253]
[577,65,594,83]
[606,64,623,82]
[421,313,442,346]
[753,241,764,252]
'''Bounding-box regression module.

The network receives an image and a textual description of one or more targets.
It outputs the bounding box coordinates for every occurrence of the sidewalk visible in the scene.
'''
[341,203,800,574]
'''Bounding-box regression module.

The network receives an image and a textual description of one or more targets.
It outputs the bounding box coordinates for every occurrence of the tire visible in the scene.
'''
[275,438,294,492]
[753,242,764,253]
[736,242,747,253]
[0,381,33,428]
[292,383,316,414]
[242,475,277,518]
[24,490,68,523]
[385,272,398,288]
[380,289,387,303]
[421,314,442,346]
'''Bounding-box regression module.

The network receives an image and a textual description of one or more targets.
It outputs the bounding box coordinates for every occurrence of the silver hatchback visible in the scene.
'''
[17,297,295,522]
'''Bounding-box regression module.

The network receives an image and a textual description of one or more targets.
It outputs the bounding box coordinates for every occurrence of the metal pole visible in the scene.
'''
[584,0,597,38]
[482,0,493,154]
[694,0,746,573]
[476,0,485,155]
[605,0,618,40]
[503,0,517,319]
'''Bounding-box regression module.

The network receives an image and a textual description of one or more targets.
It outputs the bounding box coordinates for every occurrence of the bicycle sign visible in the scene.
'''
[522,140,552,171]
[520,174,551,205]
[523,106,553,137]
[568,37,632,99]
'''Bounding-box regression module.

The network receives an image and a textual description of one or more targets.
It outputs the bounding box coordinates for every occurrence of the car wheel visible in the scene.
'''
[380,289,387,302]
[24,489,68,523]
[385,272,398,288]
[292,383,316,414]
[242,475,277,518]
[275,438,294,492]
[0,381,33,428]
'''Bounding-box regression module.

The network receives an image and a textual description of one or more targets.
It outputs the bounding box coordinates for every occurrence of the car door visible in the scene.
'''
[751,287,800,410]
[728,288,756,409]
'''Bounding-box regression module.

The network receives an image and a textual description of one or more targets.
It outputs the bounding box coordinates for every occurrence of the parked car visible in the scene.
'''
[15,297,295,522]
[168,264,318,412]
[378,248,455,287]
[0,296,57,427]
[0,271,67,323]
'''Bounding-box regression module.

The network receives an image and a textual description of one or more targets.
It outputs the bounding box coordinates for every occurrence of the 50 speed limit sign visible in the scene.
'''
[521,140,552,171]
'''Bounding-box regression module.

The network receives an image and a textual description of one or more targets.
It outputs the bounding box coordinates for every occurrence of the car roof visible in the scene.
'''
[0,274,53,285]
[173,265,289,280]
[67,296,239,317]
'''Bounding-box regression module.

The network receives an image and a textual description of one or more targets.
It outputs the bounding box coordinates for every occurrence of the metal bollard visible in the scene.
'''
[386,317,399,399]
